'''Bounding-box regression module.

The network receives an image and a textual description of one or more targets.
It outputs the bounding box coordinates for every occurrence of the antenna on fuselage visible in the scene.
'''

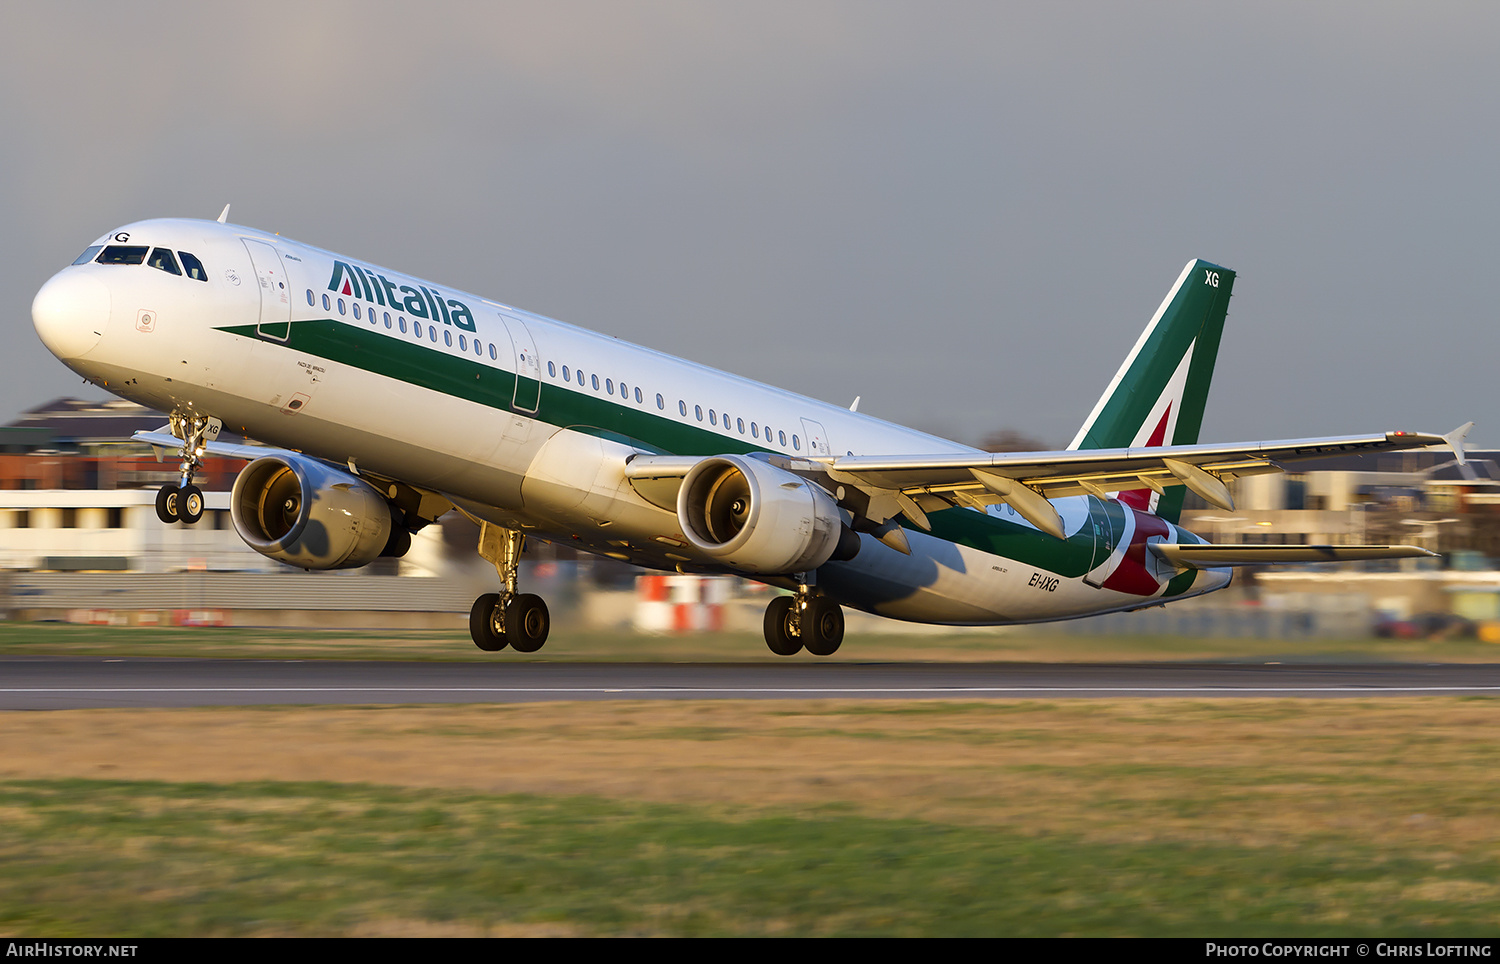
[216,204,230,224]
[849,396,861,412]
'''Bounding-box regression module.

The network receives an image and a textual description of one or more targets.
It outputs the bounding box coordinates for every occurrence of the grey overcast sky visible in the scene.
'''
[2,2,1494,448]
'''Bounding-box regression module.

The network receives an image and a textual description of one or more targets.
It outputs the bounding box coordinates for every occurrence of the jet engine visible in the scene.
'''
[676,455,855,574]
[231,453,403,570]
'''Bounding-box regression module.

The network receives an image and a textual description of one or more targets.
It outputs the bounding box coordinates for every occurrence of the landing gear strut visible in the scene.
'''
[154,413,217,525]
[469,522,550,653]
[763,578,844,656]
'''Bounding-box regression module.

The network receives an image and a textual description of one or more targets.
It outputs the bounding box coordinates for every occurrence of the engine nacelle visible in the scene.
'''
[677,455,847,574]
[231,453,397,570]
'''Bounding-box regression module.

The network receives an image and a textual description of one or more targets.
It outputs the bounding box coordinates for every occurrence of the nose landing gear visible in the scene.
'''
[763,579,844,656]
[154,482,204,525]
[153,414,218,525]
[469,522,551,653]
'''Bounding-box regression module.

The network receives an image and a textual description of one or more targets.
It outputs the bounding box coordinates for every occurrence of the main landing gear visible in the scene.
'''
[154,414,217,525]
[469,522,550,654]
[763,580,844,657]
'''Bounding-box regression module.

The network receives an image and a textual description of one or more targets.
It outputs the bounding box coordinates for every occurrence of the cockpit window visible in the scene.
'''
[96,245,149,265]
[147,248,181,276]
[179,251,207,282]
[72,246,103,266]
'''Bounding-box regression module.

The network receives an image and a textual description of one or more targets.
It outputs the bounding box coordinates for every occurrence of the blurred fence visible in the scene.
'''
[0,571,1376,637]
[6,572,475,613]
[1030,603,1370,639]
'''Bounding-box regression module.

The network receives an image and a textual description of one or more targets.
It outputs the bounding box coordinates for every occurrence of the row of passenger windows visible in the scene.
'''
[545,360,801,451]
[75,245,208,281]
[312,285,801,452]
[310,289,502,360]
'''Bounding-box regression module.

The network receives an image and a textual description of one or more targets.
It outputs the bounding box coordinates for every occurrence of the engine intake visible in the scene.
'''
[231,454,399,570]
[677,455,848,574]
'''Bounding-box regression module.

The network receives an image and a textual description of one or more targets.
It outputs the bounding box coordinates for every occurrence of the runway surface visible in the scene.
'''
[3,657,1500,709]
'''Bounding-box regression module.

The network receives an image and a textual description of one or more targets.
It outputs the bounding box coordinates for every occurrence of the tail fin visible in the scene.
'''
[1068,259,1235,522]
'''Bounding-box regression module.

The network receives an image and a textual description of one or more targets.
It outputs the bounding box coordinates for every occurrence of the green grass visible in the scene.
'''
[2,778,1497,937]
[1,621,1498,663]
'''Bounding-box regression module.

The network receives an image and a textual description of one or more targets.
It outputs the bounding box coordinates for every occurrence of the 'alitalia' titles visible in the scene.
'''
[327,261,475,332]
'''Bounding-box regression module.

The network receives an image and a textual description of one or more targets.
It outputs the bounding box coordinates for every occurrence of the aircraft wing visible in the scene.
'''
[828,429,1463,495]
[133,429,285,462]
[626,426,1469,540]
[822,426,1471,538]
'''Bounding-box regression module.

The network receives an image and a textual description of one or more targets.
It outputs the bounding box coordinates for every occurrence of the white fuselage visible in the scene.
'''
[33,218,1229,625]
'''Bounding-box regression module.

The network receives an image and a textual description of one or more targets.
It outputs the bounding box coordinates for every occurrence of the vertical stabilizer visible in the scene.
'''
[1068,259,1235,522]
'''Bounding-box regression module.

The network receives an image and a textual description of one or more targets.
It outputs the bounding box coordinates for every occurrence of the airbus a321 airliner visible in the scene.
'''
[31,212,1469,655]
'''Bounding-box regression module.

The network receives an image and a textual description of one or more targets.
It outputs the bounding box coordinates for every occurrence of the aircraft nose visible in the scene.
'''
[33,271,110,361]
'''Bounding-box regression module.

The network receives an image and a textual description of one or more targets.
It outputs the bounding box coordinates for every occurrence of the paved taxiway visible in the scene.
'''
[2,658,1499,709]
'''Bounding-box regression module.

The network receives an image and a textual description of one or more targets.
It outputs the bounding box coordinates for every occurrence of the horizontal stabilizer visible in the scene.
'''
[1150,543,1436,569]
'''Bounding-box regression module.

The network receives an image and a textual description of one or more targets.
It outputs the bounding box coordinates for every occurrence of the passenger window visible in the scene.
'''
[656,394,665,410]
[737,418,745,434]
[306,290,314,306]
[459,334,467,351]
[679,400,687,416]
[548,362,556,377]
[489,344,497,360]
[96,245,148,265]
[399,317,407,333]
[779,431,787,446]
[751,423,759,438]
[474,340,482,356]
[323,294,331,311]
[635,388,643,404]
[793,435,800,451]
[179,251,208,281]
[444,330,452,347]
[591,374,600,390]
[709,410,716,426]
[353,303,361,320]
[695,405,703,422]
[562,365,570,381]
[72,246,103,265]
[606,378,614,394]
[337,298,346,315]
[384,312,392,329]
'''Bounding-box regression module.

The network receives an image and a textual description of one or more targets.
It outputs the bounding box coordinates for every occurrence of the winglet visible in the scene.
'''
[1444,422,1474,467]
[217,204,231,224]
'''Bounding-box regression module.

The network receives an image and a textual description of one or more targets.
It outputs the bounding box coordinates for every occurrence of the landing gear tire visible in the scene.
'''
[177,484,204,525]
[156,483,203,525]
[506,593,550,653]
[155,484,179,524]
[764,596,802,656]
[802,596,844,657]
[469,592,507,652]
